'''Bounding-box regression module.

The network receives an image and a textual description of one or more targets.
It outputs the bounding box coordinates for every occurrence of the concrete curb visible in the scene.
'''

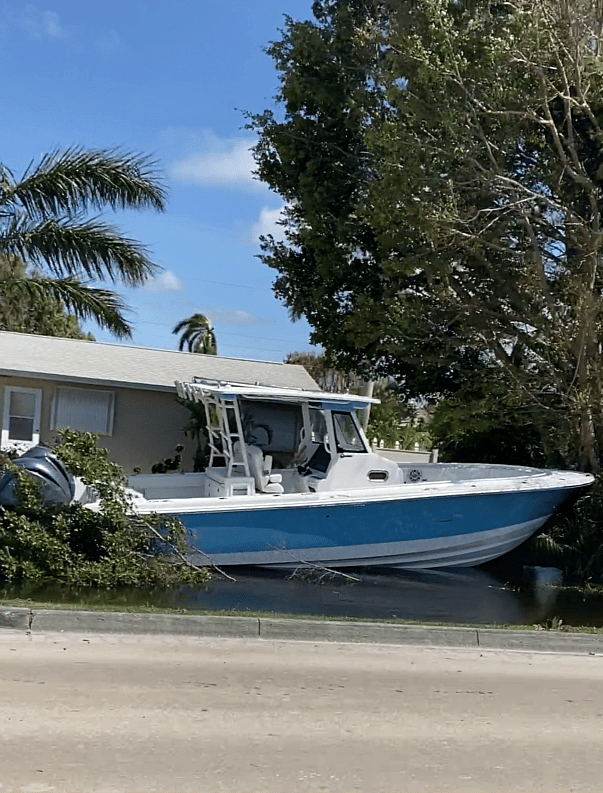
[0,607,31,631]
[259,618,480,647]
[2,606,603,653]
[32,610,260,638]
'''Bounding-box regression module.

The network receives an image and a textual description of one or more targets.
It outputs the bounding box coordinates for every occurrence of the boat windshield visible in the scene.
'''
[332,411,367,453]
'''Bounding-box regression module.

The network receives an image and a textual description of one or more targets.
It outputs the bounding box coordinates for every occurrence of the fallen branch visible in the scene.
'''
[135,517,237,582]
[268,544,361,583]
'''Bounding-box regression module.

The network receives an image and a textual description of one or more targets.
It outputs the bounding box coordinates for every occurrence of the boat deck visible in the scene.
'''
[124,462,587,509]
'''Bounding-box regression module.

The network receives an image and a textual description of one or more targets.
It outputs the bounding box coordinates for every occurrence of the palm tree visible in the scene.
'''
[173,313,218,471]
[0,146,166,338]
[173,313,217,355]
[0,255,95,339]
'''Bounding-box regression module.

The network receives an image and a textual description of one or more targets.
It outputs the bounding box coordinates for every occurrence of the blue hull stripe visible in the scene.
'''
[176,487,569,556]
[187,516,546,569]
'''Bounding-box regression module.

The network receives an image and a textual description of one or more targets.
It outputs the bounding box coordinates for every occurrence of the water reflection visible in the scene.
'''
[4,564,602,627]
[178,566,528,625]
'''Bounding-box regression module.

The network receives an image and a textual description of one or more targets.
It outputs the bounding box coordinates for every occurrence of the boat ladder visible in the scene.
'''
[203,393,250,478]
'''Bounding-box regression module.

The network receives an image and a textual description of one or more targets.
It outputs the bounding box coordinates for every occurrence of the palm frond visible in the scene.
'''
[1,147,166,217]
[533,533,568,557]
[0,164,13,194]
[172,319,192,335]
[172,313,217,354]
[201,329,218,355]
[0,216,158,285]
[0,276,133,338]
[0,146,165,338]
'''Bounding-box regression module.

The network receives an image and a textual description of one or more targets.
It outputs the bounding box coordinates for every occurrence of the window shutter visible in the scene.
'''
[52,388,115,435]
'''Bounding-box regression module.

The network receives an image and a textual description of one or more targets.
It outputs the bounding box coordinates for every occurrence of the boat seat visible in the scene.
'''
[296,443,332,481]
[243,443,284,494]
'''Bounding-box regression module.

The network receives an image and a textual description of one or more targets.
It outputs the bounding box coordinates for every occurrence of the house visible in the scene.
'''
[0,332,318,473]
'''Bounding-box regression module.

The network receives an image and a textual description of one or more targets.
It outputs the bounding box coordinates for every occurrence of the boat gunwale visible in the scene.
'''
[122,468,593,515]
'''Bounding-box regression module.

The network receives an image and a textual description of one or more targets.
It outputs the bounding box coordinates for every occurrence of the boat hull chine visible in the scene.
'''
[187,516,546,569]
[173,480,585,569]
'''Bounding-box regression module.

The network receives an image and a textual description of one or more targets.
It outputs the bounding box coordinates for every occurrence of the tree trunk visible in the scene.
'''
[578,407,599,472]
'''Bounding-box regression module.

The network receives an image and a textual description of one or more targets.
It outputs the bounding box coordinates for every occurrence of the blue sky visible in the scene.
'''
[1,0,317,361]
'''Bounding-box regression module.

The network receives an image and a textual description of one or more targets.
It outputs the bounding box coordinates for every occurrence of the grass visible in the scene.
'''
[2,597,603,633]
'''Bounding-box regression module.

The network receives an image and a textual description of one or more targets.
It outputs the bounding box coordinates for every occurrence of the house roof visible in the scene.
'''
[0,332,318,393]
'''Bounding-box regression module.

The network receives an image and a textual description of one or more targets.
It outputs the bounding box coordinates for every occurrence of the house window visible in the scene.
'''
[52,387,115,436]
[1,387,42,448]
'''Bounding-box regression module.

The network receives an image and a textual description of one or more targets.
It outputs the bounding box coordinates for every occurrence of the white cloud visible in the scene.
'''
[144,269,183,292]
[169,131,260,189]
[95,28,124,54]
[0,6,128,52]
[251,205,286,243]
[205,308,266,326]
[4,4,66,39]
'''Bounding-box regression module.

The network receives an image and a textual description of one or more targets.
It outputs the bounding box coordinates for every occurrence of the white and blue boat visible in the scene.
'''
[113,378,593,570]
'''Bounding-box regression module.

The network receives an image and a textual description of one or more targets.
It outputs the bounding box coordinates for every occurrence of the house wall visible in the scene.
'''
[0,375,196,474]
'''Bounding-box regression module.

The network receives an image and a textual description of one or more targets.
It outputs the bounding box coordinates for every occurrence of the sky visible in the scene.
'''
[0,0,318,361]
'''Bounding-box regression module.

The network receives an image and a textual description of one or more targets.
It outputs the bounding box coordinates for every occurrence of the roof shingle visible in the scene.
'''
[0,332,318,392]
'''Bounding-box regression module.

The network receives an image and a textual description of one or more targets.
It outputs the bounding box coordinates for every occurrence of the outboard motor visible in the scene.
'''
[0,445,75,508]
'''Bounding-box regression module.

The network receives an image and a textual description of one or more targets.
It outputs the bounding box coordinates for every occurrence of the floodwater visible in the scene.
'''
[4,564,603,628]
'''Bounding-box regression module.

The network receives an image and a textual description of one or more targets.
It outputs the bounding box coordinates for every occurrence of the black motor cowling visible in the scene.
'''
[0,445,75,507]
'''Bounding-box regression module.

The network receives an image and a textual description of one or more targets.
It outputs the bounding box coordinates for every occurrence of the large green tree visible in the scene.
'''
[247,1,388,363]
[369,0,603,470]
[285,350,364,392]
[248,0,486,398]
[0,147,166,338]
[251,0,603,470]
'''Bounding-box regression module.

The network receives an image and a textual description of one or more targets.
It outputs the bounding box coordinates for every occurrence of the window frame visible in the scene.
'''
[51,386,115,436]
[1,386,42,448]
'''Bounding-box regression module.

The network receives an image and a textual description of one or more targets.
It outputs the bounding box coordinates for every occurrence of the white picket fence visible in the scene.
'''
[371,438,439,463]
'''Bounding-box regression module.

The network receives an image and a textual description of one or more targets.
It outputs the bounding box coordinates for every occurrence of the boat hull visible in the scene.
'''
[187,516,545,569]
[139,476,590,569]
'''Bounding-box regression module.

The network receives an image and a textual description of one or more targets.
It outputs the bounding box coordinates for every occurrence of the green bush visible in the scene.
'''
[532,474,603,584]
[0,430,210,587]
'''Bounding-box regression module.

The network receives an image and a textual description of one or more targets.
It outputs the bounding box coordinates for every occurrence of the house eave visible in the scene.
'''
[0,369,177,393]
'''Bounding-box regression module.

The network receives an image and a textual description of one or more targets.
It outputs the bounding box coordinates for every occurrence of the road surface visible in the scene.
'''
[0,631,602,792]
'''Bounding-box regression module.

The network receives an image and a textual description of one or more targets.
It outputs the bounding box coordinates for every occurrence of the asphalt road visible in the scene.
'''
[0,631,602,793]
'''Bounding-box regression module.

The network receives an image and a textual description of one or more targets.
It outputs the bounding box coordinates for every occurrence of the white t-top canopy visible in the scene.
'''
[175,379,379,410]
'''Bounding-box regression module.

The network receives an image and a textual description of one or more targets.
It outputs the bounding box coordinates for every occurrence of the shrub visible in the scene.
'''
[0,430,210,587]
[533,474,603,584]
